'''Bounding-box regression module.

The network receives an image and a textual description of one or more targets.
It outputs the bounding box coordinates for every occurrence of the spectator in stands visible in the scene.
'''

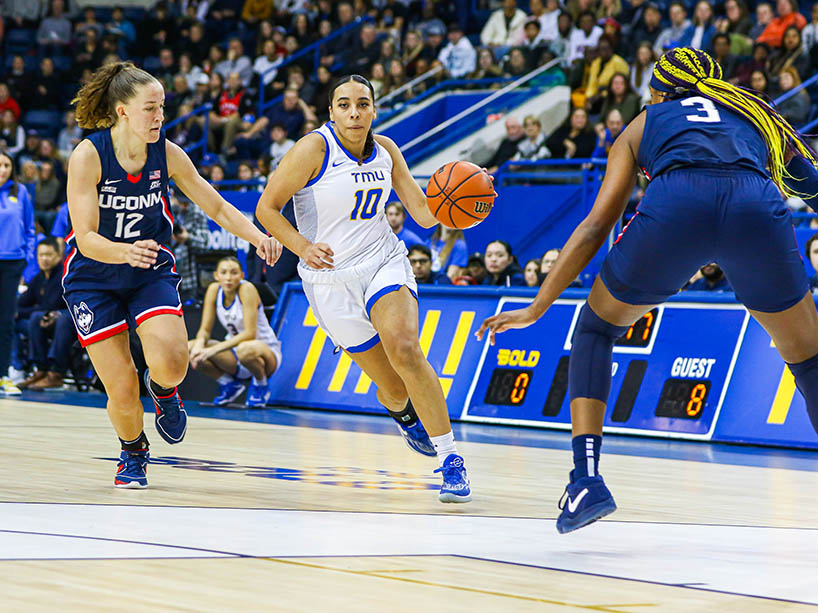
[711,33,741,81]
[470,48,504,81]
[429,224,468,280]
[769,26,810,79]
[655,2,691,56]
[592,108,624,158]
[107,6,136,56]
[35,139,64,188]
[141,1,175,56]
[805,233,818,293]
[631,42,656,104]
[803,2,818,56]
[16,237,73,390]
[57,111,81,160]
[268,123,295,170]
[758,0,807,48]
[210,71,255,155]
[569,11,603,64]
[171,190,210,304]
[33,161,61,232]
[679,1,716,52]
[370,63,388,99]
[254,39,283,92]
[483,240,525,286]
[685,263,732,291]
[513,115,551,160]
[29,57,61,111]
[0,84,21,123]
[215,38,253,88]
[717,0,754,38]
[482,0,527,48]
[179,21,210,67]
[417,3,447,42]
[36,0,71,53]
[178,53,205,92]
[242,0,273,25]
[0,111,24,158]
[464,252,489,284]
[306,65,333,120]
[546,107,597,159]
[386,202,423,249]
[734,42,772,87]
[438,23,478,79]
[596,0,622,21]
[540,246,584,286]
[3,0,46,28]
[549,11,574,67]
[599,73,641,125]
[5,56,30,110]
[402,30,427,77]
[524,258,541,287]
[154,47,178,91]
[584,37,629,111]
[15,131,39,170]
[517,19,548,67]
[776,67,811,124]
[630,3,663,55]
[503,47,530,77]
[74,28,104,80]
[530,0,561,42]
[385,59,409,100]
[750,3,775,40]
[409,244,452,285]
[74,7,103,43]
[347,23,382,76]
[379,37,399,68]
[18,161,38,187]
[485,116,525,174]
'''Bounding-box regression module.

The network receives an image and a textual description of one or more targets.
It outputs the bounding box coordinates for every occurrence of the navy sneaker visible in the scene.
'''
[144,370,187,444]
[245,382,271,407]
[394,419,436,457]
[556,471,617,534]
[213,379,246,405]
[115,450,149,488]
[434,454,472,503]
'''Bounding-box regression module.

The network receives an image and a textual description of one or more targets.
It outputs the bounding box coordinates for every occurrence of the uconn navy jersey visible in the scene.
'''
[638,97,769,180]
[63,128,175,291]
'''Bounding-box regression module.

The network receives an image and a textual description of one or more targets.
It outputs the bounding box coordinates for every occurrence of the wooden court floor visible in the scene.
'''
[1,396,817,611]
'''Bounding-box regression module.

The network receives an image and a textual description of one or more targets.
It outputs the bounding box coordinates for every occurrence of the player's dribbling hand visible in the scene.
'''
[124,239,159,268]
[475,307,538,346]
[302,242,334,269]
[256,235,283,266]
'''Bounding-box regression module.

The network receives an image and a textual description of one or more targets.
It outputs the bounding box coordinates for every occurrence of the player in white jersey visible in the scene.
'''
[189,256,282,407]
[256,75,481,503]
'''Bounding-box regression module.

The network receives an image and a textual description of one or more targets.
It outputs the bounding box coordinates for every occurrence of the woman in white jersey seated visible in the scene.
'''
[188,255,282,407]
[256,74,489,503]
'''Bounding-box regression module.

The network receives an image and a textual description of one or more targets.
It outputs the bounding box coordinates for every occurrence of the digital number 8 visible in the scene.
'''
[686,383,707,417]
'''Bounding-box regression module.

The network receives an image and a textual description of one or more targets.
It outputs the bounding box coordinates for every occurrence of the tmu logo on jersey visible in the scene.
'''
[351,170,385,184]
[98,191,162,210]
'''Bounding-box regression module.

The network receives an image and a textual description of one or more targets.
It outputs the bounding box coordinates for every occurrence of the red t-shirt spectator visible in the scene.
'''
[215,87,253,117]
[757,10,807,47]
[0,85,21,122]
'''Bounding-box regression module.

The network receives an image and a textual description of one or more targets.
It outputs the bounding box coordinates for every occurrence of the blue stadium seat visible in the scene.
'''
[22,110,62,139]
[142,55,161,72]
[52,55,72,74]
[5,29,36,55]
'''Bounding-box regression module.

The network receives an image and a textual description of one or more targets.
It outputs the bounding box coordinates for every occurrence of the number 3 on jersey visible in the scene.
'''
[682,97,721,123]
[350,188,383,220]
[115,212,143,239]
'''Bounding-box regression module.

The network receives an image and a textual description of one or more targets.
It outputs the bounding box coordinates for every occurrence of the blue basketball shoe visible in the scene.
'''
[434,454,472,503]
[556,471,617,534]
[115,450,149,489]
[144,370,187,444]
[245,382,271,407]
[213,378,246,406]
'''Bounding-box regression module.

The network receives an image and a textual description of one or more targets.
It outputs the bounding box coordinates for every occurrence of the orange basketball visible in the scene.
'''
[425,161,495,229]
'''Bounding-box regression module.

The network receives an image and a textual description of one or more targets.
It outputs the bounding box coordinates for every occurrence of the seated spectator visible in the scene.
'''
[74,7,103,42]
[50,202,70,249]
[758,0,807,49]
[803,2,818,57]
[5,56,31,110]
[386,202,424,248]
[379,36,399,68]
[34,161,61,232]
[733,42,771,87]
[503,47,530,78]
[546,107,597,159]
[215,38,253,88]
[685,263,732,291]
[776,67,810,124]
[0,84,21,122]
[599,73,641,125]
[596,0,622,22]
[402,30,428,77]
[485,117,525,174]
[428,224,468,280]
[513,115,551,160]
[470,48,504,81]
[384,59,409,101]
[631,42,656,104]
[438,23,477,78]
[210,71,256,155]
[178,53,205,92]
[17,237,74,391]
[481,0,527,48]
[517,18,548,67]
[711,33,741,81]
[769,26,810,79]
[242,0,274,25]
[655,2,691,56]
[524,258,541,287]
[29,57,61,111]
[584,37,629,110]
[679,1,716,52]
[483,240,525,286]
[348,23,382,75]
[178,21,210,67]
[35,139,64,185]
[592,109,625,158]
[568,11,603,64]
[254,39,283,91]
[0,110,24,158]
[549,11,574,67]
[36,0,71,53]
[531,0,561,42]
[465,252,489,284]
[750,3,775,40]
[630,3,663,55]
[541,247,584,286]
[806,233,818,294]
[107,6,136,56]
[170,190,209,303]
[409,244,452,285]
[269,123,295,170]
[370,63,389,99]
[717,0,754,37]
[208,163,226,184]
[236,88,315,160]
[74,28,105,80]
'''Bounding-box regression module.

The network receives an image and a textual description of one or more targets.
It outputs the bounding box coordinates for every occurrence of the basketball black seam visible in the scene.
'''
[431,173,447,217]
[437,167,483,216]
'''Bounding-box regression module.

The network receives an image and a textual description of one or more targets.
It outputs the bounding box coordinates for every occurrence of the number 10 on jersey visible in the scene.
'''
[350,188,383,220]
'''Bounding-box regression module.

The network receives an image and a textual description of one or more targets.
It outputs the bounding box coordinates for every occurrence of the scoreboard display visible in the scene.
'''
[461,297,748,438]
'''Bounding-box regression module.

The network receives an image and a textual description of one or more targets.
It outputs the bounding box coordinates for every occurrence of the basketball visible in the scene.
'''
[425,161,495,229]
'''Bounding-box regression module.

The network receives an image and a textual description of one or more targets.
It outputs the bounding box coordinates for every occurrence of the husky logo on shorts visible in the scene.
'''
[74,302,94,335]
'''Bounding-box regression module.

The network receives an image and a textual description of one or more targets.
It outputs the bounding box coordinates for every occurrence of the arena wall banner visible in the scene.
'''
[270,283,818,450]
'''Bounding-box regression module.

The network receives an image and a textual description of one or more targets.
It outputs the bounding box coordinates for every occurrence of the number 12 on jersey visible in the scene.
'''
[114,212,143,239]
[350,188,383,220]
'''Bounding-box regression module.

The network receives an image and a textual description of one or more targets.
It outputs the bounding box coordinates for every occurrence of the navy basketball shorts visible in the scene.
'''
[601,168,808,313]
[63,273,183,347]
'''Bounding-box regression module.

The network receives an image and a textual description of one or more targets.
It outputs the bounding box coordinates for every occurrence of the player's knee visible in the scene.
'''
[382,335,424,372]
[235,341,258,361]
[568,303,630,402]
[150,348,189,385]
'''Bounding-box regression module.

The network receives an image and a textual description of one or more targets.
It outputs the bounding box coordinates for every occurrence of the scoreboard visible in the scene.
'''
[270,284,818,450]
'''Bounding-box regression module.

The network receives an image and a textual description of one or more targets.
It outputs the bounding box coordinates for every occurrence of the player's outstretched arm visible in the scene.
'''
[67,140,159,268]
[166,140,281,266]
[374,134,438,228]
[256,133,334,269]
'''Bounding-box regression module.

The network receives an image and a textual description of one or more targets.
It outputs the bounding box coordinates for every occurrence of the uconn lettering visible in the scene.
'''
[351,170,385,184]
[98,191,162,211]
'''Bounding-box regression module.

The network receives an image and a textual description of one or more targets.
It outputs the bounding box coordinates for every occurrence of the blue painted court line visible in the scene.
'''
[14,390,818,472]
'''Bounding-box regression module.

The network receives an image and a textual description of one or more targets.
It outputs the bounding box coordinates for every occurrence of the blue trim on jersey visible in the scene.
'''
[365,283,403,318]
[327,122,377,164]
[305,130,330,188]
[218,286,237,310]
[346,333,380,353]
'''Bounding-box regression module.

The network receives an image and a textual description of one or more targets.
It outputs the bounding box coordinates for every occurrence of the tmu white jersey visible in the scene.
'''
[216,282,280,350]
[293,122,399,284]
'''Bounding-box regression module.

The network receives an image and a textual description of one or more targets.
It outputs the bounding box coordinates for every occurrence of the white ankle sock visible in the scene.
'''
[430,431,458,466]
[217,374,232,385]
[252,376,267,386]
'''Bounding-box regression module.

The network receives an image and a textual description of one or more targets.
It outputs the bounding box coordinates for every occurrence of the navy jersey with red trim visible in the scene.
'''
[638,96,769,180]
[62,128,176,291]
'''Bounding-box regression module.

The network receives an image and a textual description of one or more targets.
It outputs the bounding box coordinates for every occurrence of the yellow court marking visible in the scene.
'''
[328,353,354,392]
[442,311,474,376]
[438,377,453,399]
[354,371,373,394]
[262,558,655,611]
[304,306,318,327]
[419,310,440,357]
[295,329,326,390]
[767,365,796,425]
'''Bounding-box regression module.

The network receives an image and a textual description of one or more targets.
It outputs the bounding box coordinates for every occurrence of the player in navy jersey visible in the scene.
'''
[478,47,818,532]
[65,62,281,488]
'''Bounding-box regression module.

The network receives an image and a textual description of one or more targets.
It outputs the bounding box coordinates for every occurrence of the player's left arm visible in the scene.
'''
[374,134,438,228]
[166,140,282,265]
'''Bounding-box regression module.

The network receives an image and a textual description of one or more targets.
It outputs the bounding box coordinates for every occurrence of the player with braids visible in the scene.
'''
[478,47,818,532]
